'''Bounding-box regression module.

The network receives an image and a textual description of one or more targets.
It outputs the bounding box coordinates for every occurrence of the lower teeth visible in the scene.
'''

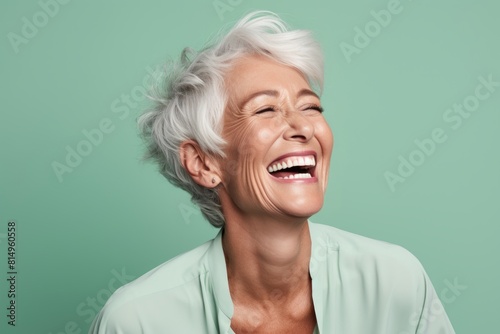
[279,173,312,179]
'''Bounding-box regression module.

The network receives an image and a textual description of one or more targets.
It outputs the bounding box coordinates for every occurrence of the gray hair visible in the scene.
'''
[138,11,324,228]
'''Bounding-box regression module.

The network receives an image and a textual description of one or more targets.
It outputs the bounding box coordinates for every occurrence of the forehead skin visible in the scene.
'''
[224,54,317,112]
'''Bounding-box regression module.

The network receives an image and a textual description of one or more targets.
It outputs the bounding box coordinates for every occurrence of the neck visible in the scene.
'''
[222,214,312,303]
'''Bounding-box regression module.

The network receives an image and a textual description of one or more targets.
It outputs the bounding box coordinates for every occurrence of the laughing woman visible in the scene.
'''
[90,11,455,334]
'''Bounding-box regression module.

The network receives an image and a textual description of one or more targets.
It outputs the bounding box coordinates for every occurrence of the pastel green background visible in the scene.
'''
[1,0,498,333]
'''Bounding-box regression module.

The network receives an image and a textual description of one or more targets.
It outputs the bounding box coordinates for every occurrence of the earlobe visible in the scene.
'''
[179,140,220,188]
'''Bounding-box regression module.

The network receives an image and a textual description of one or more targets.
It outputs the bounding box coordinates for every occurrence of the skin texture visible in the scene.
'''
[180,54,333,333]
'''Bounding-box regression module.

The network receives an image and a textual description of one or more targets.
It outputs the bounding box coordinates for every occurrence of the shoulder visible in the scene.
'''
[310,223,455,332]
[90,239,214,333]
[310,222,427,288]
[311,222,423,264]
[114,238,213,300]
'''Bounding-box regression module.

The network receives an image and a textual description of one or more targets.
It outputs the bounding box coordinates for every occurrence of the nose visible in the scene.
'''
[282,111,314,142]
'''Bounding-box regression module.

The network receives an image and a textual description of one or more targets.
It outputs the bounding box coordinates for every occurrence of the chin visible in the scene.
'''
[282,200,324,219]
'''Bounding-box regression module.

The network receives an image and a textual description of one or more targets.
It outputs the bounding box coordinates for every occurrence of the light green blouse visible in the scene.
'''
[89,222,455,333]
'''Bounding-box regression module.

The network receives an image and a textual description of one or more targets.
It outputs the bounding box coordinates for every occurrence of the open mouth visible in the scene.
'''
[267,154,316,180]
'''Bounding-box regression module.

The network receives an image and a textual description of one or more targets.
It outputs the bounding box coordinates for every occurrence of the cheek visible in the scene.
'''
[226,117,279,158]
[222,120,274,181]
[316,119,334,154]
[223,121,283,210]
[254,123,276,147]
[315,120,333,189]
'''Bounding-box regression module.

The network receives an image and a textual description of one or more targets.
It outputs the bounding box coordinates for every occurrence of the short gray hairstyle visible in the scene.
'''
[138,11,324,228]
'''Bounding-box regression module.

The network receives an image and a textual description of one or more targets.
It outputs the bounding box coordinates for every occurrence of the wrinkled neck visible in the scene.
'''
[222,217,312,301]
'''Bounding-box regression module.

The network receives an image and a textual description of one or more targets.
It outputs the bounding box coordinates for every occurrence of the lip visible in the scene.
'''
[267,150,318,183]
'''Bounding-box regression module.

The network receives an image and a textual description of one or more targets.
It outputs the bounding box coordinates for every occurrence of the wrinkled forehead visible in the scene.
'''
[223,54,315,108]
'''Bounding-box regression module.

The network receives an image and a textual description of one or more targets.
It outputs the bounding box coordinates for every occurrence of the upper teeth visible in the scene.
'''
[267,155,316,173]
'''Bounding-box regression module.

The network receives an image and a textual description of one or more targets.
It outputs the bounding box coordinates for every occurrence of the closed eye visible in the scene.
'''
[304,104,324,113]
[256,106,277,114]
[256,105,323,114]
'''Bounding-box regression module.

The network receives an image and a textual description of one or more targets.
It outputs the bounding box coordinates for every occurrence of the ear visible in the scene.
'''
[179,140,221,188]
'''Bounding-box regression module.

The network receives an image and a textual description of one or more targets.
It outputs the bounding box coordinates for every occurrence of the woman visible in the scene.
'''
[90,11,455,334]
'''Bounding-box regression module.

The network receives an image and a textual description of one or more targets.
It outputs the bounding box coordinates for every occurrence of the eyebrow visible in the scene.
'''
[239,88,320,108]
